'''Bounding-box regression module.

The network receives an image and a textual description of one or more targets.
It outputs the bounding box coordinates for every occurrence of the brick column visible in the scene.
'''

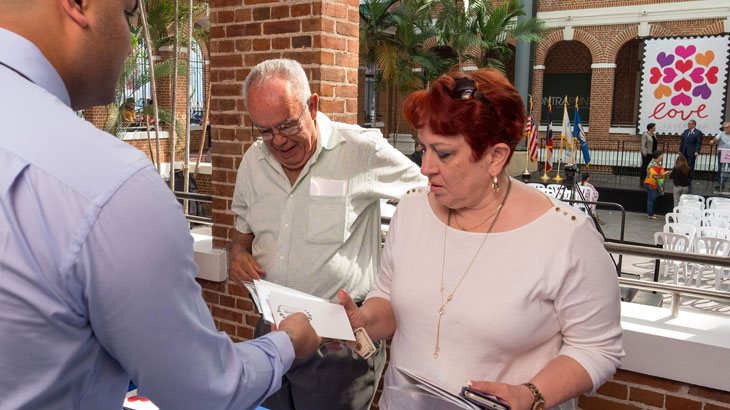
[205,0,360,342]
[156,48,190,162]
[588,65,616,138]
[83,105,111,130]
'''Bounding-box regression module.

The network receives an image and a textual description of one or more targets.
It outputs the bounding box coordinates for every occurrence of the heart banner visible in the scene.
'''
[639,35,729,135]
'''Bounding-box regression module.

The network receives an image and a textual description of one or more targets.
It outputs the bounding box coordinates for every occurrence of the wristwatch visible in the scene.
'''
[523,382,546,410]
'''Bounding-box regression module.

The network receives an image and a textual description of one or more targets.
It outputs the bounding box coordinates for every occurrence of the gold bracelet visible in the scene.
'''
[522,382,546,410]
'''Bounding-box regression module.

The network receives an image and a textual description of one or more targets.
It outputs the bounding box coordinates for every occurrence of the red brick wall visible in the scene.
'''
[544,41,592,73]
[578,369,730,410]
[538,0,694,13]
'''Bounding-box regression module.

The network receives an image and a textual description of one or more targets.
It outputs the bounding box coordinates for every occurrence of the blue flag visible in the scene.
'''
[573,105,590,166]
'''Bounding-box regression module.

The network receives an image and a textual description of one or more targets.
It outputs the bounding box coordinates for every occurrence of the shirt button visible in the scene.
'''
[284,223,289,228]
[289,194,293,199]
[279,256,284,260]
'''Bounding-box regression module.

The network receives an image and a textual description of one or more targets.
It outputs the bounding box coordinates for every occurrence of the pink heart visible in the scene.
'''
[706,66,718,84]
[674,78,691,92]
[688,67,705,83]
[675,45,696,59]
[650,67,662,84]
[662,67,677,83]
[675,59,693,73]
[692,84,712,100]
[671,92,692,106]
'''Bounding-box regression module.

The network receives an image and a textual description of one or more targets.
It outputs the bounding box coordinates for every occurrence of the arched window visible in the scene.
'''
[189,39,205,123]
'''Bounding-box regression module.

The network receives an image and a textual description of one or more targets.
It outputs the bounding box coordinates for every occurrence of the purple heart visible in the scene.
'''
[662,67,677,83]
[689,67,705,84]
[671,92,692,106]
[692,83,712,100]
[675,45,696,59]
[656,52,675,68]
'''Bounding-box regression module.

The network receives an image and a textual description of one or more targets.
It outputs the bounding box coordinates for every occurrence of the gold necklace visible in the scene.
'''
[433,177,512,359]
[452,208,499,231]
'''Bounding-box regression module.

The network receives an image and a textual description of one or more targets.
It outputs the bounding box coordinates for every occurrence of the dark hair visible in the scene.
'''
[651,150,663,159]
[674,154,690,174]
[689,119,696,126]
[402,68,525,163]
[581,172,590,183]
[647,123,655,131]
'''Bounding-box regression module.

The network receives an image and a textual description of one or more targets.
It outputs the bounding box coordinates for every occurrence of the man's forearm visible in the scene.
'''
[230,229,255,255]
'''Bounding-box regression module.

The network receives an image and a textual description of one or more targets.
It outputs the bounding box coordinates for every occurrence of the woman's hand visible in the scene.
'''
[468,381,535,410]
[337,289,366,330]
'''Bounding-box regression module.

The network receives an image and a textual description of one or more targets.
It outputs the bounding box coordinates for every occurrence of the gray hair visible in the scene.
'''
[243,59,311,109]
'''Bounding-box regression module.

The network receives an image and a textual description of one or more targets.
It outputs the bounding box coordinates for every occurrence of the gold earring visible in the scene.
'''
[492,174,500,192]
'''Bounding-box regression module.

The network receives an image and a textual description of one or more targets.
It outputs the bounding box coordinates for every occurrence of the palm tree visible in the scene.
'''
[468,0,546,71]
[434,0,483,68]
[359,0,400,86]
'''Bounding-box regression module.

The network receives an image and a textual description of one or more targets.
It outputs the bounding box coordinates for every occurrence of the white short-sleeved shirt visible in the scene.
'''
[368,183,624,409]
[232,112,426,301]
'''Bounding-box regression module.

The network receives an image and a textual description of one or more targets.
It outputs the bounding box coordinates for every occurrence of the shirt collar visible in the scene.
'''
[314,111,345,152]
[0,28,71,106]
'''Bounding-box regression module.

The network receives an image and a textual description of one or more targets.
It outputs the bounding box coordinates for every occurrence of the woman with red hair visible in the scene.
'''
[339,69,623,410]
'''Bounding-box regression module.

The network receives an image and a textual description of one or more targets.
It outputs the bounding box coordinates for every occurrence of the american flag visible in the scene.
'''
[526,99,538,162]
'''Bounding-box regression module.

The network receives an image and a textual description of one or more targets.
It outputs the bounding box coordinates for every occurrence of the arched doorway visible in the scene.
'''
[540,41,592,126]
[611,39,642,129]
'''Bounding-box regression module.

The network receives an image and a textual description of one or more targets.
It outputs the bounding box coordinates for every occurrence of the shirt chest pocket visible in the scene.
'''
[306,195,348,244]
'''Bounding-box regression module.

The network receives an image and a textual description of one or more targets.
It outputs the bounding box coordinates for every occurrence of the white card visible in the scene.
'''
[253,280,328,323]
[267,291,355,341]
[310,177,348,196]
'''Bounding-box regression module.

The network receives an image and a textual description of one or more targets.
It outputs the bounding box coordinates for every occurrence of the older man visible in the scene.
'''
[0,2,319,410]
[229,59,426,410]
[711,122,730,188]
[679,119,703,180]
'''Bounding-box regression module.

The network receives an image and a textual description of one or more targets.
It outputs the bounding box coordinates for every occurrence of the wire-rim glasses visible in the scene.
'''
[252,105,308,141]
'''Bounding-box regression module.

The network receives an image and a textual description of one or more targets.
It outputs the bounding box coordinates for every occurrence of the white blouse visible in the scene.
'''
[367,183,624,410]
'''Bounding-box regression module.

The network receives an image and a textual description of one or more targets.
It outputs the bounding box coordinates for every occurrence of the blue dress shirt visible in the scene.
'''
[0,27,293,410]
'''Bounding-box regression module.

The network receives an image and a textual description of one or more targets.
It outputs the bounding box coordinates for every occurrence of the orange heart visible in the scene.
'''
[654,84,671,99]
[696,50,714,67]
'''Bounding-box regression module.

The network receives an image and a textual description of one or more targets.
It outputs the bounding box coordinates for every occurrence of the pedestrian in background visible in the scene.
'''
[669,154,691,207]
[710,122,730,189]
[679,120,703,180]
[640,123,657,186]
[644,150,670,219]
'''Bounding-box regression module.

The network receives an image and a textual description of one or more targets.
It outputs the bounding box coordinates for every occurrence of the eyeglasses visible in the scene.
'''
[252,106,308,141]
[452,76,505,134]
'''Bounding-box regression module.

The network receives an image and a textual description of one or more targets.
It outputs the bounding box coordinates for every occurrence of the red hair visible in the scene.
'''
[402,68,526,163]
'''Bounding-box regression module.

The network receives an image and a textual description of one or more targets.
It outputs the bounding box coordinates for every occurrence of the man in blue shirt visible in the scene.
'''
[0,1,320,409]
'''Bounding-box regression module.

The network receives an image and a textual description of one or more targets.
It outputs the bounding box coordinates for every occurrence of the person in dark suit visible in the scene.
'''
[679,119,703,180]
[409,141,424,167]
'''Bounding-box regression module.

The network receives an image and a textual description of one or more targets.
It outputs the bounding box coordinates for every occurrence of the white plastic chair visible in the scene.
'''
[678,199,704,210]
[706,196,730,209]
[674,206,702,219]
[654,232,691,284]
[688,236,730,289]
[702,209,730,220]
[710,202,730,212]
[664,223,697,247]
[665,212,697,226]
[699,216,729,229]
[698,226,730,240]
[679,194,706,208]
[527,183,547,193]
[546,184,561,198]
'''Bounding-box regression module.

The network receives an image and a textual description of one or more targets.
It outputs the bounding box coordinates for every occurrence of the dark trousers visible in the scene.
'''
[640,154,651,184]
[718,152,724,185]
[645,183,660,216]
[254,318,386,410]
[686,153,696,180]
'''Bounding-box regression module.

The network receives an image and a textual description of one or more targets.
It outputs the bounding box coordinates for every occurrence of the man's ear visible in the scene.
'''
[60,0,89,28]
[308,94,319,118]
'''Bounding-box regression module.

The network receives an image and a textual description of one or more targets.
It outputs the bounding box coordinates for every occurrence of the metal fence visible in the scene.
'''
[532,137,723,181]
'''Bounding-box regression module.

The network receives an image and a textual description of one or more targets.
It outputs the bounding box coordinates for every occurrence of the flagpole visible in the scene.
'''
[523,96,533,179]
[572,95,580,165]
[553,95,567,182]
[540,96,552,181]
